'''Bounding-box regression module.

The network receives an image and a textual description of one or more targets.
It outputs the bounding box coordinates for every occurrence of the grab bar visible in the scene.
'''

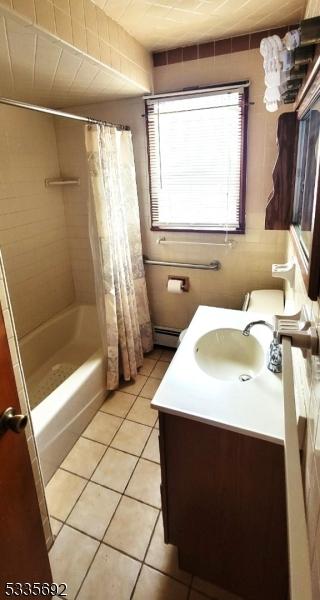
[282,337,312,600]
[157,236,234,248]
[143,257,221,271]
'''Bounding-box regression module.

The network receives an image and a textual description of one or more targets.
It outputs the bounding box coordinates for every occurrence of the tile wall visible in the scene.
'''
[305,0,320,18]
[152,23,298,67]
[286,235,320,598]
[54,118,95,304]
[0,7,151,110]
[0,104,75,338]
[0,0,152,91]
[71,46,289,331]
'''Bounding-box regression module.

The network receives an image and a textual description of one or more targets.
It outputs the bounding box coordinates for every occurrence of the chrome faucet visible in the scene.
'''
[242,320,282,374]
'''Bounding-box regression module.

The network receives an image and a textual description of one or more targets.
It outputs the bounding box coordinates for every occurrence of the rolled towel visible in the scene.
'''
[265,86,281,102]
[265,100,278,112]
[280,49,293,71]
[272,34,283,52]
[284,29,300,51]
[280,70,290,84]
[265,69,281,87]
[260,37,272,57]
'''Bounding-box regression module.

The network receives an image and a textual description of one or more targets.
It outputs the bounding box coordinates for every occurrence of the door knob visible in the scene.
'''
[0,407,28,434]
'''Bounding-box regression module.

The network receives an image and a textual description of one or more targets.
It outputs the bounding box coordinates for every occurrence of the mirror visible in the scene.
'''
[293,103,320,258]
[291,65,320,300]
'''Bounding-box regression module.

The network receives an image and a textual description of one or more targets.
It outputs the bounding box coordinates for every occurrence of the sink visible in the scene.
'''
[194,328,265,381]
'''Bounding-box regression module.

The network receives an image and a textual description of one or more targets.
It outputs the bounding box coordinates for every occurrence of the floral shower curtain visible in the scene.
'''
[85,124,153,390]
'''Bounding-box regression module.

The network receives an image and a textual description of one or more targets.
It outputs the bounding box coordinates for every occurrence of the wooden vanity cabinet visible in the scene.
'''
[158,412,288,600]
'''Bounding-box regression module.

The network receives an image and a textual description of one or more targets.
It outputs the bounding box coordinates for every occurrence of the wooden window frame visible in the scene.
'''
[145,84,249,234]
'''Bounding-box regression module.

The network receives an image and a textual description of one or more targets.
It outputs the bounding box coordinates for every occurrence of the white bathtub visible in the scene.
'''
[19,304,106,484]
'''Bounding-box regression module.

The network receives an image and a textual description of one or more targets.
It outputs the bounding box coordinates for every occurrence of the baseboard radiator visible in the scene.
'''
[153,325,181,348]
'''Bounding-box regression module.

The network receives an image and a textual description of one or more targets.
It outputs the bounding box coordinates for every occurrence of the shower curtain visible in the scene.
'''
[85,124,153,390]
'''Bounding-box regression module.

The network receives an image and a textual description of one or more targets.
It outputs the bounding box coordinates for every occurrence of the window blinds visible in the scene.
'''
[146,84,248,232]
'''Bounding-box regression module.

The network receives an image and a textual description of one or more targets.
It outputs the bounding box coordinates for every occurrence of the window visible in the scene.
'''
[145,83,249,232]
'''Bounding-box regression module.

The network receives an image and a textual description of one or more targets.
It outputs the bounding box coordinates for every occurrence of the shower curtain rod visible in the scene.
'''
[0,97,130,131]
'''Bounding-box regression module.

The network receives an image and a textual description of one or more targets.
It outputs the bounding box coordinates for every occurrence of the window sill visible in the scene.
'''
[151,226,245,234]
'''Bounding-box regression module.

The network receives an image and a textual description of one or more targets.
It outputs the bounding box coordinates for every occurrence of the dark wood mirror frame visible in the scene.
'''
[291,52,320,301]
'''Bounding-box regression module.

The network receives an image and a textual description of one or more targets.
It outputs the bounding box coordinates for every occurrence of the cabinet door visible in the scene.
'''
[160,412,288,600]
[158,414,169,542]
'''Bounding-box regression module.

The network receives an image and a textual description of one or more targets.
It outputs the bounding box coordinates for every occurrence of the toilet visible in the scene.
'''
[178,289,285,345]
[242,289,284,314]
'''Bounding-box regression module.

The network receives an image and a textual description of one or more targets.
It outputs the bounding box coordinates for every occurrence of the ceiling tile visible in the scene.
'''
[92,0,305,50]
[0,9,150,108]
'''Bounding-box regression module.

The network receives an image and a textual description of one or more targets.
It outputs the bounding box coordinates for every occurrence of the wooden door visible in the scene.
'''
[0,306,52,598]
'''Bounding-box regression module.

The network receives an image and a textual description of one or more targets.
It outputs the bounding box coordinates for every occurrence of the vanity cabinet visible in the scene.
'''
[159,412,288,600]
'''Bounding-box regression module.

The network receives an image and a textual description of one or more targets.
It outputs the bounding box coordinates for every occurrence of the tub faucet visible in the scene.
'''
[242,320,282,374]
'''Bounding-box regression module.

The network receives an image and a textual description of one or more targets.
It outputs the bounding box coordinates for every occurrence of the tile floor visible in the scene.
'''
[46,347,242,600]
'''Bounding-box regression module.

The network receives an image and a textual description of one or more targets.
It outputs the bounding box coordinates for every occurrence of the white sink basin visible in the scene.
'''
[194,328,265,381]
[151,306,296,445]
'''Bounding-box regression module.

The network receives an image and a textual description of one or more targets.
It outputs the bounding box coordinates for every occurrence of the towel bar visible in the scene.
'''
[143,257,221,271]
[157,236,234,248]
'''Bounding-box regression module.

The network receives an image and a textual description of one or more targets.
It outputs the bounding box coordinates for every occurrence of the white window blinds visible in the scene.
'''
[146,83,248,232]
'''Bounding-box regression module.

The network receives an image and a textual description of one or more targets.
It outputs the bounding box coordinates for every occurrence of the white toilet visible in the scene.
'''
[242,289,284,314]
[178,289,284,345]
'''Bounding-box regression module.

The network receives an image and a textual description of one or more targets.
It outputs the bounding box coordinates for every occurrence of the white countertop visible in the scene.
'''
[151,306,302,446]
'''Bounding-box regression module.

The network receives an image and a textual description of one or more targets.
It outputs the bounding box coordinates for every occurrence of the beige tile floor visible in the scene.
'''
[47,347,242,600]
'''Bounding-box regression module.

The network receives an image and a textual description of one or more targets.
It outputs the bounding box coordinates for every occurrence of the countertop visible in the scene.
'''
[151,305,302,445]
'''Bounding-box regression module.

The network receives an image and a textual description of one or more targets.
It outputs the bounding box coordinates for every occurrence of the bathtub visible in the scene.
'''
[19,304,106,484]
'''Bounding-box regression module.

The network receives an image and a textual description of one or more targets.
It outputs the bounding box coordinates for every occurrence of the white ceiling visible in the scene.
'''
[0,1,306,109]
[0,9,150,109]
[93,0,306,50]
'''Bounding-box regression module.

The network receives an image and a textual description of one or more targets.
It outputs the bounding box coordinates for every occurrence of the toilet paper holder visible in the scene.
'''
[168,275,189,291]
